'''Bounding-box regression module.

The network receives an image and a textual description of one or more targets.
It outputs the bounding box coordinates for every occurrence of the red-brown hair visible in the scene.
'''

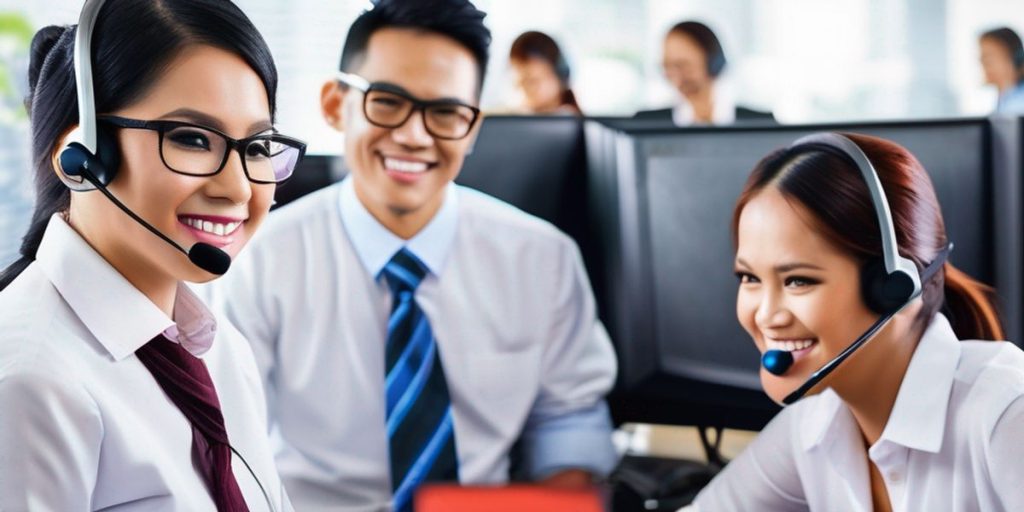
[732,133,1004,340]
[509,31,581,114]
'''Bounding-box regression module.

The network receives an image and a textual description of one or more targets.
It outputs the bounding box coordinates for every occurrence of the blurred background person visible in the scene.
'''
[979,26,1024,114]
[509,30,582,115]
[635,20,773,126]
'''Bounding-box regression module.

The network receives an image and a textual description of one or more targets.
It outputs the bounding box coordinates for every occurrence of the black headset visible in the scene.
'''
[761,133,952,405]
[54,0,230,276]
[670,21,726,78]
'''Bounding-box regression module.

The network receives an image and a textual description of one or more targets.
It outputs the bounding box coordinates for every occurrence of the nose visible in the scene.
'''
[205,149,254,205]
[390,108,434,148]
[754,287,792,332]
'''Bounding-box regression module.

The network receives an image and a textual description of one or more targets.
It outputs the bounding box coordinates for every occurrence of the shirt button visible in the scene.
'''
[888,471,903,483]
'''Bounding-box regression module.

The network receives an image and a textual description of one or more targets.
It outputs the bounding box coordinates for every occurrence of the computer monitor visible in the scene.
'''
[587,118,1017,430]
[457,115,589,238]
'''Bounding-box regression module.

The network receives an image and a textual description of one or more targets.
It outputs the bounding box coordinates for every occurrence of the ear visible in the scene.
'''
[463,111,486,156]
[321,79,348,132]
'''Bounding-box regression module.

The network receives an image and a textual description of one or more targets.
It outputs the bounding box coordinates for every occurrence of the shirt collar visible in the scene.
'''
[671,84,737,126]
[800,314,961,454]
[338,176,459,278]
[876,313,961,453]
[36,214,217,360]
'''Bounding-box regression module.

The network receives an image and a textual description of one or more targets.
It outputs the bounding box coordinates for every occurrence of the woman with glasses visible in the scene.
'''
[0,0,304,510]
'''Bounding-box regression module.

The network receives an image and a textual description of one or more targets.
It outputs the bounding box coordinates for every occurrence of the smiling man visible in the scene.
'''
[212,1,618,511]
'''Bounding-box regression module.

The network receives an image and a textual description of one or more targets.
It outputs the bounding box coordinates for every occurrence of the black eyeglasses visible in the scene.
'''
[336,72,481,141]
[98,115,307,184]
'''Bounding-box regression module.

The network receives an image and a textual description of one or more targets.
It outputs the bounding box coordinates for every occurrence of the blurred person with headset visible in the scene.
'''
[979,27,1024,114]
[635,21,773,126]
[680,133,1024,511]
[0,0,306,509]
[508,31,582,115]
[210,0,619,510]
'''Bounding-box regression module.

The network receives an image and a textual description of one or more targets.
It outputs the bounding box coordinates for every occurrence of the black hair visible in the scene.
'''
[338,0,491,95]
[667,20,727,78]
[0,0,278,291]
[981,26,1024,83]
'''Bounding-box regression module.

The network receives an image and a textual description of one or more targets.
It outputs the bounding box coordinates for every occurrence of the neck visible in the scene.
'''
[68,207,178,317]
[997,78,1019,94]
[830,318,922,446]
[685,86,715,122]
[354,183,443,240]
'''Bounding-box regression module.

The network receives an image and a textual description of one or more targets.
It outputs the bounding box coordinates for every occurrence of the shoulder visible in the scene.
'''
[0,271,99,417]
[455,186,579,260]
[951,341,1024,440]
[633,107,673,120]
[0,264,80,373]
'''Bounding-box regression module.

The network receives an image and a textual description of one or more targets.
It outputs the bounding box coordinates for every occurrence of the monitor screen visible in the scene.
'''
[457,115,587,228]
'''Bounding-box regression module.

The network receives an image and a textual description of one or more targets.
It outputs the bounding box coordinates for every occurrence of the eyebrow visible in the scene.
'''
[735,258,825,273]
[371,81,474,106]
[159,108,273,136]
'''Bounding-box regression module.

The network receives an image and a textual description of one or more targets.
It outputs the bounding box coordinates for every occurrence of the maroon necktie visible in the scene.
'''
[135,334,250,512]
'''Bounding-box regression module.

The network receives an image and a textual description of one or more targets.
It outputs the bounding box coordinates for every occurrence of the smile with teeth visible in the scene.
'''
[383,157,431,174]
[765,338,817,352]
[180,217,242,237]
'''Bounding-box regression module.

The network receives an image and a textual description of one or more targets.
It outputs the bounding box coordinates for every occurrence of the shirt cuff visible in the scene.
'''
[520,401,620,480]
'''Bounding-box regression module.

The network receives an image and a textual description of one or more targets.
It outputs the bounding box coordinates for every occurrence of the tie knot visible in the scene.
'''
[383,248,428,294]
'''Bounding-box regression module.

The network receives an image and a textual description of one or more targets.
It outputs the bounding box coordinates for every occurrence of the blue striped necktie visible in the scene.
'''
[382,248,459,511]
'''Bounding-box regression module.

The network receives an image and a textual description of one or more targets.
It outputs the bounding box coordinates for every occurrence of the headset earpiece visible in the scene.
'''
[56,123,119,191]
[707,49,726,78]
[861,258,917,314]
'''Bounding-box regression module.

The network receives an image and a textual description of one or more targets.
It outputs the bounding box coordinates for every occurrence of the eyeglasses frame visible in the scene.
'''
[334,71,481,141]
[98,115,307,184]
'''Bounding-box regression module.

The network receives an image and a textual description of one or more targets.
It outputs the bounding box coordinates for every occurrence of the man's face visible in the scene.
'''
[662,32,713,98]
[322,28,481,236]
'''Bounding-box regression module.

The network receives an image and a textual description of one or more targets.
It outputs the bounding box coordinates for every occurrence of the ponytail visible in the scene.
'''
[0,25,74,291]
[942,263,1005,341]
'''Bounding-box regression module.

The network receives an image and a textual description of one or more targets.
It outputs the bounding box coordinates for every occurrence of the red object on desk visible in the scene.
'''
[415,484,606,512]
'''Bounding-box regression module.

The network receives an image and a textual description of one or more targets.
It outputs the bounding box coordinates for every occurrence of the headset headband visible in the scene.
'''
[72,0,105,154]
[789,132,923,296]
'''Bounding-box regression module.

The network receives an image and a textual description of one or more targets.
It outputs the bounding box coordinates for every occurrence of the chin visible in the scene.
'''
[760,370,810,406]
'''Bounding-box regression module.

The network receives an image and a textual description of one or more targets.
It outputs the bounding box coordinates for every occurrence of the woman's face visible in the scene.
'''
[979,37,1018,89]
[510,56,564,113]
[734,188,884,403]
[662,32,712,98]
[67,44,274,286]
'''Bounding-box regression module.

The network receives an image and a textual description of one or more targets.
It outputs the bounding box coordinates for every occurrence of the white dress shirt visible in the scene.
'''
[672,84,736,126]
[211,178,619,512]
[0,215,291,512]
[687,314,1024,512]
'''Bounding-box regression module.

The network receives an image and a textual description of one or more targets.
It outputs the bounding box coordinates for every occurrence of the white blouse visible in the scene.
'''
[688,314,1024,512]
[0,215,291,511]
